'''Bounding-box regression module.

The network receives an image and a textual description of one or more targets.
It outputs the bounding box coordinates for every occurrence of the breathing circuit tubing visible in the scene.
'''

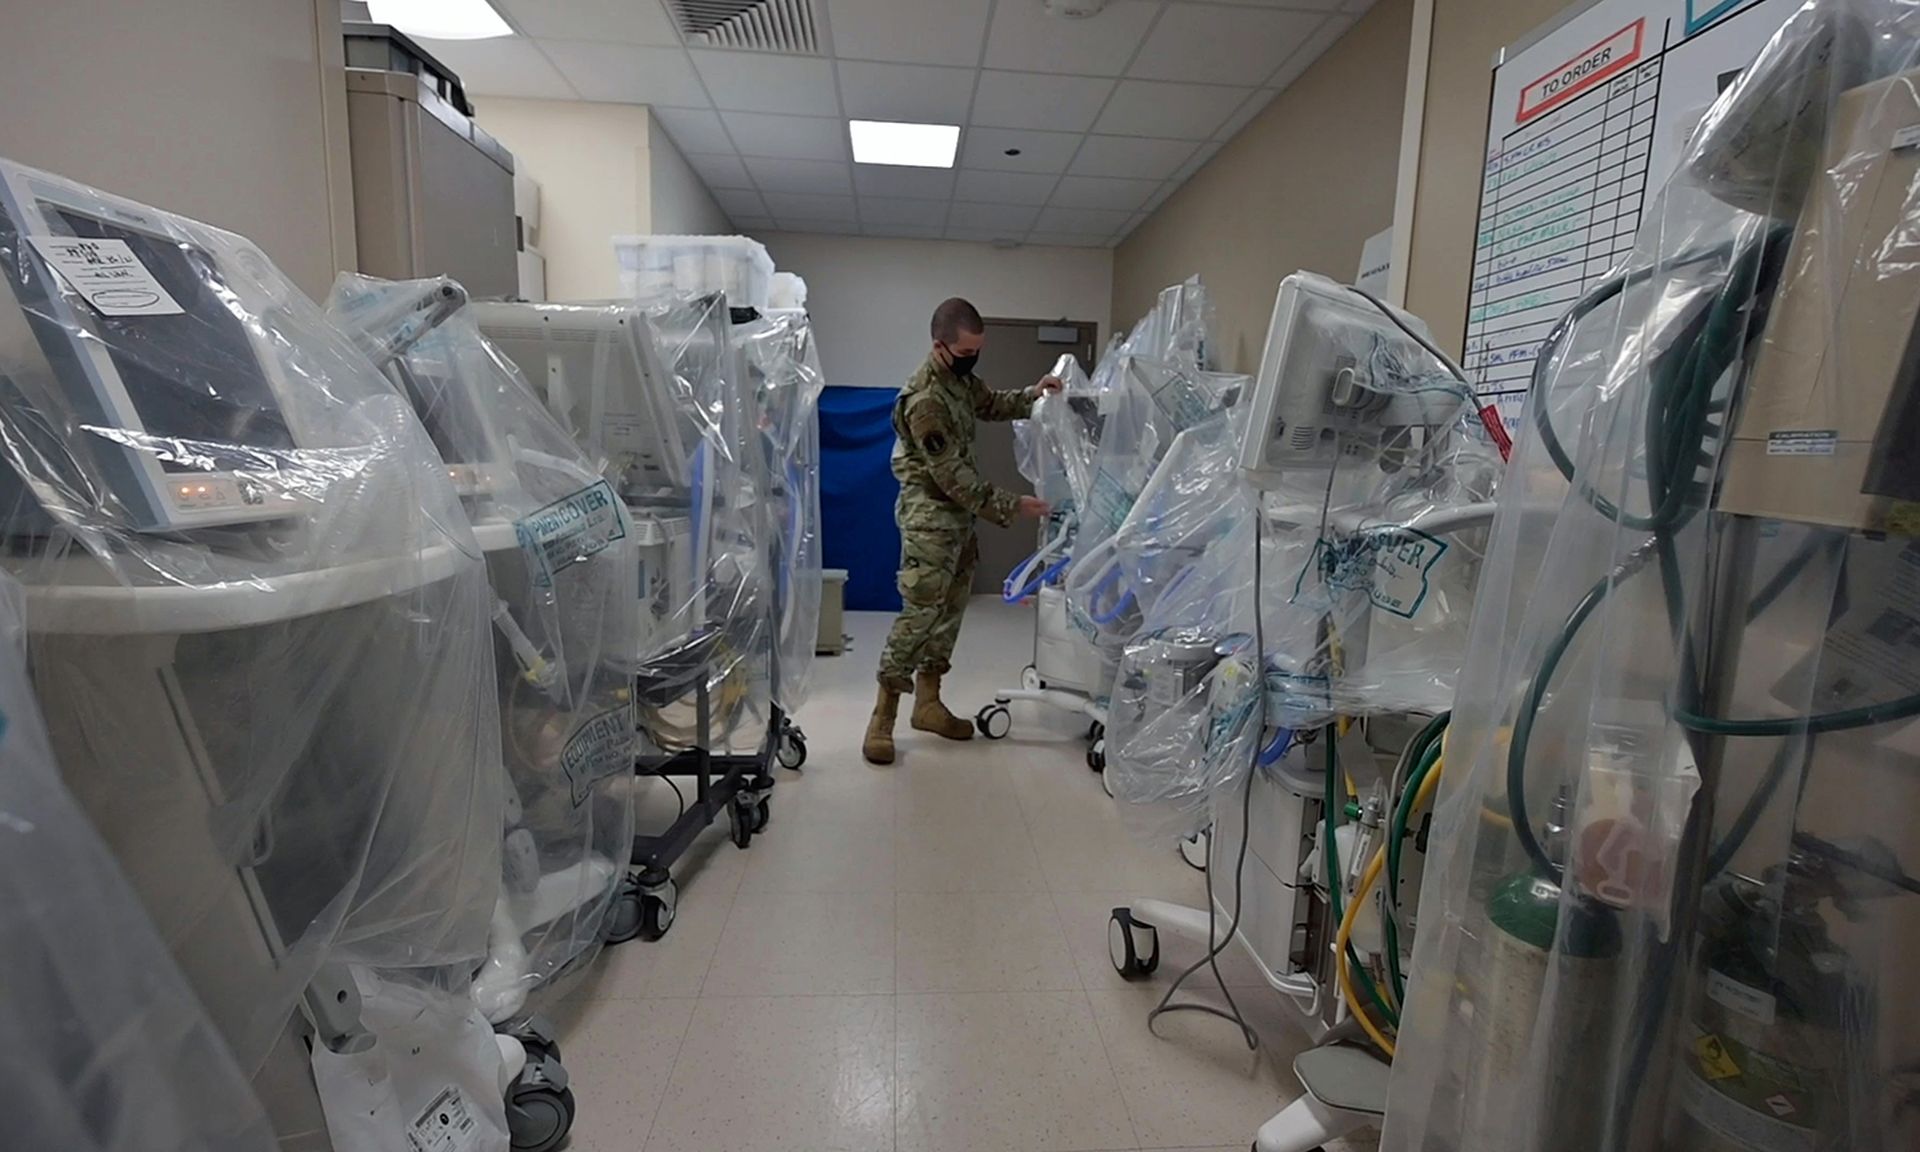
[1501,226,1920,885]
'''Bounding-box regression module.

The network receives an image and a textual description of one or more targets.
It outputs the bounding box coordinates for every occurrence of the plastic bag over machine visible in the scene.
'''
[0,157,508,1144]
[1385,4,1920,1150]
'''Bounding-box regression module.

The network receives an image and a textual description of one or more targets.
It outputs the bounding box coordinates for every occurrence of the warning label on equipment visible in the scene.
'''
[1518,20,1644,122]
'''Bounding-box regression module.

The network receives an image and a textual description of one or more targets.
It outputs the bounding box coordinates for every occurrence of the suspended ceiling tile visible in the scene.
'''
[1034,205,1132,235]
[763,191,858,222]
[691,49,841,115]
[959,126,1084,173]
[1094,80,1250,140]
[541,40,707,104]
[852,164,958,200]
[722,111,849,160]
[837,60,976,123]
[953,169,1060,206]
[946,201,1042,232]
[825,0,992,67]
[653,106,734,153]
[712,187,770,217]
[970,72,1116,134]
[744,156,855,195]
[857,197,950,227]
[1067,135,1198,180]
[982,0,1160,76]
[686,151,755,189]
[1128,4,1323,86]
[1049,175,1159,212]
[498,0,680,44]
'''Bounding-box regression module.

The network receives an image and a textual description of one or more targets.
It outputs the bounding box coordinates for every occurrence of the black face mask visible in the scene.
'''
[944,349,979,377]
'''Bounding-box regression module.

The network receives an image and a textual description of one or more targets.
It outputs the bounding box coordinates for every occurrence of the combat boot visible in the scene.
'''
[864,685,900,764]
[910,671,973,741]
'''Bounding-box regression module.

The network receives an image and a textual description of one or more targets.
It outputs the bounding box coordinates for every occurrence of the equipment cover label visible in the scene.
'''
[28,236,184,316]
[517,480,626,587]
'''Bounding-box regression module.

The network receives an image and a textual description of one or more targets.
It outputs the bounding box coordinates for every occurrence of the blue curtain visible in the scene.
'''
[819,385,902,611]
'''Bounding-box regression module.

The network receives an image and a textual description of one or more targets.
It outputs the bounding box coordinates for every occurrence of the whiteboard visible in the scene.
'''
[1464,0,1802,429]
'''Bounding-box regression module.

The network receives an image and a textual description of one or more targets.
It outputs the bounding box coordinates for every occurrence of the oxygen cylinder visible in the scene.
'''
[1461,869,1622,1152]
[1665,859,1858,1152]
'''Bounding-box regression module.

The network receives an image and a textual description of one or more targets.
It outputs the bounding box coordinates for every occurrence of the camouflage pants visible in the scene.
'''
[878,501,979,692]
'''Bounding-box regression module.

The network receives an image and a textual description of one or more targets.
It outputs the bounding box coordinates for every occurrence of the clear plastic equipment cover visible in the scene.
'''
[1101,272,1497,840]
[1385,3,1920,1149]
[734,307,824,714]
[0,570,279,1152]
[0,157,503,1076]
[326,273,638,1024]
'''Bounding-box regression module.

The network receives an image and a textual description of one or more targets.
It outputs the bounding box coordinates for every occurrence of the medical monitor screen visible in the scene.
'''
[44,208,296,474]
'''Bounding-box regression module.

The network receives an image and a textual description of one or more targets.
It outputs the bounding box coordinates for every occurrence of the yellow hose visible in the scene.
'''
[1336,754,1445,1059]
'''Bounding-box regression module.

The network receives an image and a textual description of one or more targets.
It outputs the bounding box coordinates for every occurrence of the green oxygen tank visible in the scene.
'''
[1464,790,1623,1152]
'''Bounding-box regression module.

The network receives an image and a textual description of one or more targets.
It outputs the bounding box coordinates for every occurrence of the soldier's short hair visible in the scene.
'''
[930,297,985,343]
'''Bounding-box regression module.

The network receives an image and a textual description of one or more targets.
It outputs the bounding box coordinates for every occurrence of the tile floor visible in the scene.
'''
[555,598,1382,1152]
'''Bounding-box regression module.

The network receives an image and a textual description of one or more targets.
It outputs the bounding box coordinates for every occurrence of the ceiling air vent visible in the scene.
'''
[670,0,819,53]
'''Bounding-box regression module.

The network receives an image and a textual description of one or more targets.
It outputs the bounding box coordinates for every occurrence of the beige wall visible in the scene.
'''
[1112,0,1414,374]
[1401,0,1571,356]
[647,112,732,237]
[757,233,1112,388]
[0,0,355,298]
[478,98,653,301]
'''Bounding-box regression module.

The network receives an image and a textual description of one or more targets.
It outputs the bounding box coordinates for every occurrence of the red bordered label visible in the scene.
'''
[1517,20,1643,123]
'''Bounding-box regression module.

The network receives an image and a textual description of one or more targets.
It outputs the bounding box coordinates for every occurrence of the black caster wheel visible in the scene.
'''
[1108,908,1160,979]
[729,800,754,848]
[750,797,772,834]
[639,878,677,941]
[604,874,646,945]
[975,704,1012,739]
[1021,664,1041,691]
[1086,737,1106,773]
[777,728,808,770]
[1088,720,1105,743]
[506,1084,576,1152]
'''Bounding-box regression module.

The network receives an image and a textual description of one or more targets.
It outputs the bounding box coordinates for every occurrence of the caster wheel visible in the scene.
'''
[1107,908,1160,979]
[777,729,808,770]
[1179,829,1209,872]
[640,878,677,941]
[507,1084,576,1152]
[1088,720,1105,742]
[1086,737,1106,773]
[604,875,646,945]
[751,797,772,834]
[1021,664,1041,691]
[975,704,1012,739]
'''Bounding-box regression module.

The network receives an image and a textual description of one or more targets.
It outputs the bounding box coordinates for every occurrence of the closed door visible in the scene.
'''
[971,319,1098,594]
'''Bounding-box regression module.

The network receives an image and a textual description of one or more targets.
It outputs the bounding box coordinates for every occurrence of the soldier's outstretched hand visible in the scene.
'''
[1017,496,1051,519]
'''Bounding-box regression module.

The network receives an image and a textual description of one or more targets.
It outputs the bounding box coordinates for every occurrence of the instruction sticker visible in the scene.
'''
[516,480,626,588]
[407,1085,480,1152]
[562,705,636,806]
[1766,430,1837,456]
[27,236,184,316]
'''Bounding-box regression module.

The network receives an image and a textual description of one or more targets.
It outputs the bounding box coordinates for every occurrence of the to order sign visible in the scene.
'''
[1518,19,1644,122]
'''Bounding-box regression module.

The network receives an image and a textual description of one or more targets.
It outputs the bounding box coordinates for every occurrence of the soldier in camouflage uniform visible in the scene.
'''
[865,298,1059,764]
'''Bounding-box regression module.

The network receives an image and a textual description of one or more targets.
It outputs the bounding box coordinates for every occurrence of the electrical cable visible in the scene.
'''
[1145,513,1269,1051]
[1323,730,1399,1026]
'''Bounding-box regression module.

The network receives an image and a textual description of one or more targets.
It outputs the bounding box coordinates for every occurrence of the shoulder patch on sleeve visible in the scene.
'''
[905,396,953,456]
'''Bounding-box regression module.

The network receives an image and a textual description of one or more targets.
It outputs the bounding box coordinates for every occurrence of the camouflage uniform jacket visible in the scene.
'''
[891,355,1035,527]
